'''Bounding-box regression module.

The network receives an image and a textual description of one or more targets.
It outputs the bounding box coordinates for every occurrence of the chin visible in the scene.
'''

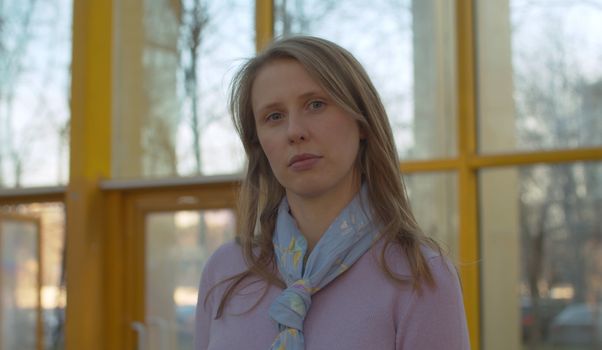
[286,186,324,199]
[282,180,331,199]
[277,171,360,200]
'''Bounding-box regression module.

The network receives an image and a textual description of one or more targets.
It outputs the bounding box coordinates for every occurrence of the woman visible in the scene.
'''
[195,36,470,350]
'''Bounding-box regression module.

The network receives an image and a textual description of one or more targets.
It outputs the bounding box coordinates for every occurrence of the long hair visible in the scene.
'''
[212,36,439,317]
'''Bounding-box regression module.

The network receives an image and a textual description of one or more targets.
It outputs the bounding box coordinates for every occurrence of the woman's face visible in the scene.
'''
[251,59,363,201]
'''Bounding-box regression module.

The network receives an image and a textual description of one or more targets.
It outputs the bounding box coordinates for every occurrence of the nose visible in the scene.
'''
[287,113,308,144]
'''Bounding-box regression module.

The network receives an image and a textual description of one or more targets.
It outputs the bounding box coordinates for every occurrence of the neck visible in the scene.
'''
[286,181,361,253]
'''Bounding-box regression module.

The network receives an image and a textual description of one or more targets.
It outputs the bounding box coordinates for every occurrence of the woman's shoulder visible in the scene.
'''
[206,240,244,263]
[420,244,456,274]
[373,239,457,284]
[201,240,248,283]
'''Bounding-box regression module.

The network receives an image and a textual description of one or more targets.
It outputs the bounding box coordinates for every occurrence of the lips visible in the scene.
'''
[288,153,322,167]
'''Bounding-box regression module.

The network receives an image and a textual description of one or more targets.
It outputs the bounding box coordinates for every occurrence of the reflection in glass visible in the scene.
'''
[0,202,66,350]
[477,1,602,153]
[0,0,72,188]
[404,172,458,258]
[274,0,457,159]
[145,209,235,350]
[113,0,253,179]
[481,162,602,349]
[0,217,40,350]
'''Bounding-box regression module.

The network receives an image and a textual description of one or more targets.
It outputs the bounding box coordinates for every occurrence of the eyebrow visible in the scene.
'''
[255,90,326,117]
[297,91,324,101]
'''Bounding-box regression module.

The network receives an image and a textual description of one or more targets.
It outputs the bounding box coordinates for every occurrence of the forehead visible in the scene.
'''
[251,59,324,106]
[255,58,314,84]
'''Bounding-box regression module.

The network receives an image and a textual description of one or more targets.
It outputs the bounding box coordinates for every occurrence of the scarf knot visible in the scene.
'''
[268,185,379,350]
[268,279,312,331]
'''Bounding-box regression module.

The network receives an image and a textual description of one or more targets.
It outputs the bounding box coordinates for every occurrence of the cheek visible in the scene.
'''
[260,142,287,183]
[331,120,361,149]
[339,126,362,163]
[258,135,282,166]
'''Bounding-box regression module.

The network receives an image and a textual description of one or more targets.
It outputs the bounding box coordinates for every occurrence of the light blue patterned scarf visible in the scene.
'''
[268,186,380,350]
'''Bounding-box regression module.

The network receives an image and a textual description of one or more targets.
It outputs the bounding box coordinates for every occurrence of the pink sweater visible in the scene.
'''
[195,240,470,350]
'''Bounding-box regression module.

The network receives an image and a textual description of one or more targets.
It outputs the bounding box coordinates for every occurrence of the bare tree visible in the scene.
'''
[512,1,602,346]
[172,0,236,174]
[275,0,341,36]
[177,0,210,173]
[0,0,40,187]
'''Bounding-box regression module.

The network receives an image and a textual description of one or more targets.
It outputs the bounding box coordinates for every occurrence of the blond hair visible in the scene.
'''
[212,36,439,317]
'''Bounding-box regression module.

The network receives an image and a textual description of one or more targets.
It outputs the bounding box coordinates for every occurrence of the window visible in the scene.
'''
[477,0,602,154]
[112,0,255,178]
[1,202,66,350]
[0,0,72,187]
[477,1,602,348]
[481,163,602,349]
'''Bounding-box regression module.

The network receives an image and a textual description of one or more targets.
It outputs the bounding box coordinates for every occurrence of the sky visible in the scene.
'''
[0,0,72,187]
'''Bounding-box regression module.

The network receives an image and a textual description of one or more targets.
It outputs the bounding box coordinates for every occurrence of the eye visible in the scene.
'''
[308,100,326,111]
[266,112,284,122]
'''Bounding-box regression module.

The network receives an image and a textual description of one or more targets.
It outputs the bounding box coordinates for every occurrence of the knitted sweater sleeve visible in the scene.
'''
[395,255,471,350]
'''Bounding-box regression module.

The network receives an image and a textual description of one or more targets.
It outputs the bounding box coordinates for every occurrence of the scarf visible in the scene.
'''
[268,186,380,350]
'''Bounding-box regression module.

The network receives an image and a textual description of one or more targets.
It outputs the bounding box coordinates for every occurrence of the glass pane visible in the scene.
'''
[274,0,457,159]
[0,202,66,350]
[404,172,458,257]
[0,217,40,350]
[145,209,235,350]
[113,0,254,179]
[0,0,72,188]
[477,1,602,153]
[481,162,602,349]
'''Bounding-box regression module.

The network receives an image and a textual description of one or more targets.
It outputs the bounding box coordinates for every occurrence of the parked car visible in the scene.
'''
[548,303,602,346]
[521,297,566,342]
